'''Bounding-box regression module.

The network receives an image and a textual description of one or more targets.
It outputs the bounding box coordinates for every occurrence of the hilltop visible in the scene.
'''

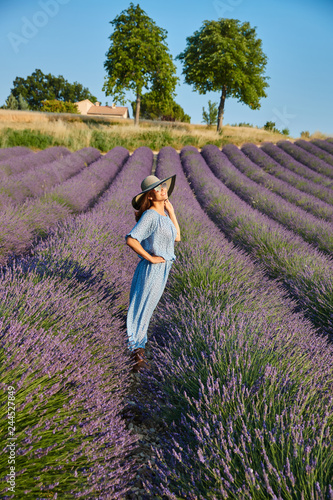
[0,109,328,153]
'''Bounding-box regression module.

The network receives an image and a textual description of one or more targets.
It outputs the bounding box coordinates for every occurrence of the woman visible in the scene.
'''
[125,174,181,372]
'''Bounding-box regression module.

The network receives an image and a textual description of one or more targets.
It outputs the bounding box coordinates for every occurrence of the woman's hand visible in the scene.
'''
[126,237,166,263]
[164,198,175,216]
[164,198,181,241]
[149,254,166,264]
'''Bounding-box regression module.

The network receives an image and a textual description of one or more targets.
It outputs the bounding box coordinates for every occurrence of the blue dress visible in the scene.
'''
[125,209,177,351]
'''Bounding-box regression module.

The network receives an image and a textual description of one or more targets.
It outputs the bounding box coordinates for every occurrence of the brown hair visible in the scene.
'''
[134,190,155,222]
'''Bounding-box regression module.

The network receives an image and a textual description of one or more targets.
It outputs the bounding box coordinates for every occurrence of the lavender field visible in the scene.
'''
[1,140,333,499]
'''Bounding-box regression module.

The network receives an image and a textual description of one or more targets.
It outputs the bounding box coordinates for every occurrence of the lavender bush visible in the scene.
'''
[178,146,333,337]
[0,311,136,498]
[277,141,333,179]
[0,147,128,265]
[261,142,333,190]
[0,146,70,178]
[208,143,333,254]
[138,146,333,499]
[1,147,154,498]
[296,139,333,166]
[44,148,118,213]
[0,147,101,208]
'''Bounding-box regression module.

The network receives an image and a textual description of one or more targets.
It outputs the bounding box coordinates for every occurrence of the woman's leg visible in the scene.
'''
[127,260,172,351]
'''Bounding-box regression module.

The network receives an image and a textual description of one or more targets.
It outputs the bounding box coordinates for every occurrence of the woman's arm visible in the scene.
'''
[164,199,181,241]
[126,236,166,263]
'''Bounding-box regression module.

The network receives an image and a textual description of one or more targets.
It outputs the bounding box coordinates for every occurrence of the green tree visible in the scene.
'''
[3,93,19,110]
[9,69,96,110]
[103,3,179,126]
[131,91,190,122]
[17,94,30,110]
[202,100,218,125]
[177,19,269,131]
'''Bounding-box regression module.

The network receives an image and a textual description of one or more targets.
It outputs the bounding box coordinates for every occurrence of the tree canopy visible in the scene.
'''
[177,19,269,131]
[9,69,96,111]
[103,3,179,125]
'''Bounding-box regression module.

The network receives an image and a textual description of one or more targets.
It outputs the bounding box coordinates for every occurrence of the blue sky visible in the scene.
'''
[0,0,332,137]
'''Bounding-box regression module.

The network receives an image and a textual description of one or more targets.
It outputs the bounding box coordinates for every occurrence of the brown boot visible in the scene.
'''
[131,348,149,372]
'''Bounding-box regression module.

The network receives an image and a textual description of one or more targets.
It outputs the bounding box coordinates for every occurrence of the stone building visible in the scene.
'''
[76,99,129,118]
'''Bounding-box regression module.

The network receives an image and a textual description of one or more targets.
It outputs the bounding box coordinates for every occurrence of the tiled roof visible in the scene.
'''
[87,106,128,116]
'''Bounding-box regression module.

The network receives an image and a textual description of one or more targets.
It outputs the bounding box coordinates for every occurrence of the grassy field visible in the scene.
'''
[1,109,328,153]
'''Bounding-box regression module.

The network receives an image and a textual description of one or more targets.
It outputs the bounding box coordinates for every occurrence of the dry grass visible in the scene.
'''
[304,130,330,140]
[189,123,288,147]
[0,109,330,152]
[0,109,52,125]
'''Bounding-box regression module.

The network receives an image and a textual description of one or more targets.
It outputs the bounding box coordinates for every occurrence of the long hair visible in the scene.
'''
[135,190,155,222]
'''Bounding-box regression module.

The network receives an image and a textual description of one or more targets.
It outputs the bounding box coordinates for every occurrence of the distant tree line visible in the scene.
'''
[2,69,96,112]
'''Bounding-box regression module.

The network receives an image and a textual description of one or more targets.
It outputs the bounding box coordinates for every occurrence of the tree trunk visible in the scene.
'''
[135,92,140,126]
[217,85,227,132]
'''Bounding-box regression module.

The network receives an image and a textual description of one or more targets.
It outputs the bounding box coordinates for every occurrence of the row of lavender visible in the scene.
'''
[0,146,32,162]
[0,147,127,265]
[202,144,333,256]
[139,146,333,498]
[0,147,101,208]
[310,138,333,156]
[0,146,69,177]
[1,147,154,498]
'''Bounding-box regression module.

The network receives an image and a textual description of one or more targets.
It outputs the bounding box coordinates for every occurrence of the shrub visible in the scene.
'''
[263,121,276,131]
[90,130,109,152]
[238,122,254,128]
[41,100,79,114]
[3,128,56,149]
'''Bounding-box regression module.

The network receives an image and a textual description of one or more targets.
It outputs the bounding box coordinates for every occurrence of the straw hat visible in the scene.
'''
[131,174,176,210]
